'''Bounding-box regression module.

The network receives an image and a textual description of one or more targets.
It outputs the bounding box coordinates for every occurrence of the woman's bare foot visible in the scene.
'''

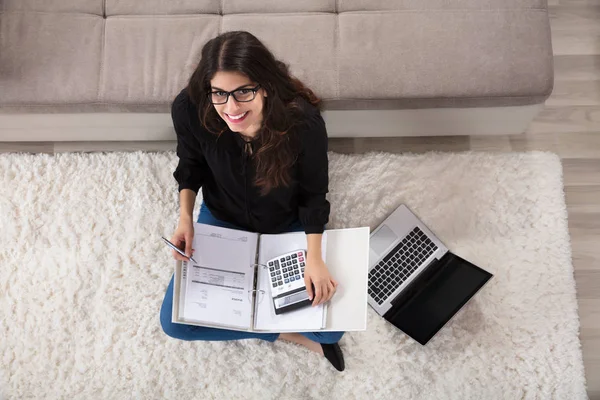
[278,332,324,356]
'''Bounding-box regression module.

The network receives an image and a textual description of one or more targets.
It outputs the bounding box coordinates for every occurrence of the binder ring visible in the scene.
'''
[247,263,268,304]
[247,288,265,304]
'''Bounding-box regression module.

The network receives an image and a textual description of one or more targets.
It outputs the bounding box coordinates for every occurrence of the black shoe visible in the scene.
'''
[320,342,345,371]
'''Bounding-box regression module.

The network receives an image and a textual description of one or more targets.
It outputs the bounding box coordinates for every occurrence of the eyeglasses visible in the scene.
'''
[207,84,262,105]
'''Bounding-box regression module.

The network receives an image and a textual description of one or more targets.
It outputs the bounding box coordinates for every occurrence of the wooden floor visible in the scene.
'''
[1,2,599,398]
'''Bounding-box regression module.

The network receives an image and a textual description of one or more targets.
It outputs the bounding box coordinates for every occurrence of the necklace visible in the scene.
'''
[244,141,254,156]
[238,132,257,156]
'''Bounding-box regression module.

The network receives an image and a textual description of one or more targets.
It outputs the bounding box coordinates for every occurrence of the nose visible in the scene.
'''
[224,96,242,114]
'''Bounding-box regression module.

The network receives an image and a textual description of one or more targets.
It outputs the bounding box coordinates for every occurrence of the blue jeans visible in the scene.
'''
[159,202,345,344]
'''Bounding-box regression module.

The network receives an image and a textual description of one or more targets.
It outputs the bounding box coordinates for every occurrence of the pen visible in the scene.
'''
[161,236,198,264]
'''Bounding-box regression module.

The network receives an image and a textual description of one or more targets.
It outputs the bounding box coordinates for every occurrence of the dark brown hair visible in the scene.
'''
[186,31,322,196]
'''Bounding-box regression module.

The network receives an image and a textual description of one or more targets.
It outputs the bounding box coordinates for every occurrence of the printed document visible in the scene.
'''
[181,224,258,329]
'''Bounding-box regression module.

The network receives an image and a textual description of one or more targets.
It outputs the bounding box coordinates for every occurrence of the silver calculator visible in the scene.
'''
[266,249,314,315]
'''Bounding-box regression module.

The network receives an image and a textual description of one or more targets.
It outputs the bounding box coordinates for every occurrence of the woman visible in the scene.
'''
[159,31,345,371]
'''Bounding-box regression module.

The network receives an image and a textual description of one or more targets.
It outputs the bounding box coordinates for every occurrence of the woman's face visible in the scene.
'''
[209,71,267,137]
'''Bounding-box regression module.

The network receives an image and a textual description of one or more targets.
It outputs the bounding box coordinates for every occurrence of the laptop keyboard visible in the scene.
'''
[368,227,438,305]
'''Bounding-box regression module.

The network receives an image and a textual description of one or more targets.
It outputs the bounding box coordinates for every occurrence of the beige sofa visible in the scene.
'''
[0,0,554,140]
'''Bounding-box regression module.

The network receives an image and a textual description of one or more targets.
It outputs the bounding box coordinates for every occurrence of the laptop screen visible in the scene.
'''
[388,254,492,345]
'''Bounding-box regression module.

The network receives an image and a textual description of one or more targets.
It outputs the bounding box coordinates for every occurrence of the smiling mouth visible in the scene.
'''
[225,111,249,123]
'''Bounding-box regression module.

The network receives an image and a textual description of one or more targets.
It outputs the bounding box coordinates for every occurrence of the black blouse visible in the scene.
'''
[172,88,330,235]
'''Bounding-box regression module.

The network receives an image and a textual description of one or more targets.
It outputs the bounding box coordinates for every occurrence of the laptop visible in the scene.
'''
[368,204,493,345]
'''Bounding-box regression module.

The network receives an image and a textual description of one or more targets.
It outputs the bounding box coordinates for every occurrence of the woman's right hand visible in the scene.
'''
[171,218,195,261]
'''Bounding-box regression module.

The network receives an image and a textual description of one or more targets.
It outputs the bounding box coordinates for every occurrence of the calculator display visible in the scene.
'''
[283,291,309,305]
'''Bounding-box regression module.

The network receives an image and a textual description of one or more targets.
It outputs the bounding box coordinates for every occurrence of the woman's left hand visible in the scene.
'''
[303,256,339,307]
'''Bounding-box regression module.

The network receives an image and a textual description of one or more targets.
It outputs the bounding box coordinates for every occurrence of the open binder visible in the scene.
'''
[172,223,370,333]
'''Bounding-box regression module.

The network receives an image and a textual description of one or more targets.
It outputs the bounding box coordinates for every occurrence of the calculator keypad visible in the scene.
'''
[268,250,306,289]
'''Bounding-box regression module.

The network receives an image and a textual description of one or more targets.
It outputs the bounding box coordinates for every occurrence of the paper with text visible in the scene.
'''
[181,224,258,330]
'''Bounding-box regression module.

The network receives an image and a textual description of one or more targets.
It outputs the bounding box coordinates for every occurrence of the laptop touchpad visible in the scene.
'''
[370,224,398,256]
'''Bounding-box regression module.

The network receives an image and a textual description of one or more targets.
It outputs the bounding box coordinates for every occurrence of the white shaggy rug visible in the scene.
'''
[0,150,587,400]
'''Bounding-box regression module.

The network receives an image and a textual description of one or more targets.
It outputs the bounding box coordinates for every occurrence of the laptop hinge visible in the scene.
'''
[386,252,453,314]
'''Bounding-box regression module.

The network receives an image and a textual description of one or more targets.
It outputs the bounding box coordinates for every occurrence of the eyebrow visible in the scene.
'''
[211,84,254,91]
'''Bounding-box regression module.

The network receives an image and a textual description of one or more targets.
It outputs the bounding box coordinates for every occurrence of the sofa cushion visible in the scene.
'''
[0,12,103,105]
[221,14,338,99]
[105,0,219,16]
[101,15,220,103]
[223,0,335,14]
[339,10,553,100]
[1,0,103,14]
[339,0,545,11]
